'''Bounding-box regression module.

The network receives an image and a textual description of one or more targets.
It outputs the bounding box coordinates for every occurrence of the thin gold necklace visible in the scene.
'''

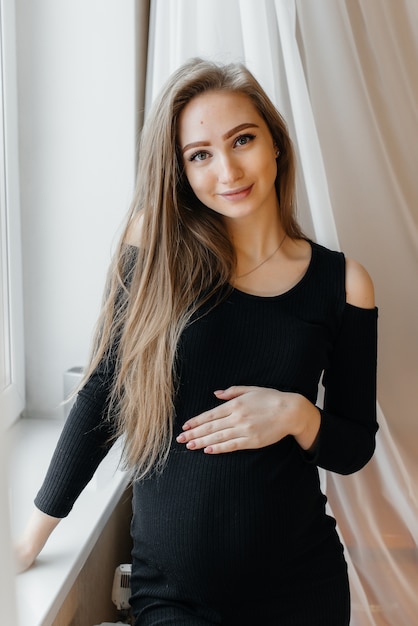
[236,233,287,279]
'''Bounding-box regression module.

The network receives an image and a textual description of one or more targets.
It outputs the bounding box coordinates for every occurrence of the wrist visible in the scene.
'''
[290,394,321,451]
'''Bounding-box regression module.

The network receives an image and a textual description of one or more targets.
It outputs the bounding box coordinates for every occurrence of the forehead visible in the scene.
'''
[178,90,267,142]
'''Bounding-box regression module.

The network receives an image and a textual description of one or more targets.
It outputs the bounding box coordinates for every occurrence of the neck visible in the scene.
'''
[225,213,285,265]
[235,232,287,279]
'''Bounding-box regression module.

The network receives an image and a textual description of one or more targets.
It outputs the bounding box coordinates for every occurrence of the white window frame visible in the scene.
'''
[0,0,24,428]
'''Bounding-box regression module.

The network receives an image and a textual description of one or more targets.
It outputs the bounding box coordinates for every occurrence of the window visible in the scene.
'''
[0,0,24,427]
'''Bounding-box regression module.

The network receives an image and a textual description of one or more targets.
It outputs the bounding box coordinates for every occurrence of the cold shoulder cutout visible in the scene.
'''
[345,257,375,309]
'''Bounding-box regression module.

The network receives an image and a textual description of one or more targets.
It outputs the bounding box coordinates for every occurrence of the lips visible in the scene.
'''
[220,184,253,201]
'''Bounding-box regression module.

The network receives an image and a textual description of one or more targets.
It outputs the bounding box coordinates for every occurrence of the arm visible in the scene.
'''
[14,509,61,573]
[16,245,138,572]
[16,358,117,573]
[34,361,117,518]
[308,258,378,473]
[292,262,375,454]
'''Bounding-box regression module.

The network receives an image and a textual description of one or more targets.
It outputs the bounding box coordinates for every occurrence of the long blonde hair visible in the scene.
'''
[84,58,304,479]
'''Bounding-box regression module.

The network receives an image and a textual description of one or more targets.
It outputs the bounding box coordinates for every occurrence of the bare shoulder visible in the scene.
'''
[124,213,143,247]
[345,257,375,309]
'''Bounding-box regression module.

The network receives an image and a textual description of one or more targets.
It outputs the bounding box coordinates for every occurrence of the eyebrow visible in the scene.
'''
[181,122,260,154]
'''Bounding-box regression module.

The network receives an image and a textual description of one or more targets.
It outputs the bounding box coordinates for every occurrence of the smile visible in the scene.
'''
[219,185,253,201]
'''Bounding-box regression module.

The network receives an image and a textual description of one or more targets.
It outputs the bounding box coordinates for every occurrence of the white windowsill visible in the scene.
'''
[9,417,130,626]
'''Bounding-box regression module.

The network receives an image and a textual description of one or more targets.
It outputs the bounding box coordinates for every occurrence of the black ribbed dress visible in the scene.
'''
[35,241,378,625]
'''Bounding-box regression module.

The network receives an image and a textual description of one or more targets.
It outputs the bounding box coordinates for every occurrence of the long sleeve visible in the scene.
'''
[34,355,117,518]
[34,246,138,517]
[312,302,378,475]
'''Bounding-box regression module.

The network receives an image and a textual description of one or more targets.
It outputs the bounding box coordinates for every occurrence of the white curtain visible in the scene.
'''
[145,1,418,624]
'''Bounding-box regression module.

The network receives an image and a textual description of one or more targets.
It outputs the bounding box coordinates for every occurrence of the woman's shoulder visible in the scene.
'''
[124,213,143,247]
[308,240,375,309]
[345,257,375,309]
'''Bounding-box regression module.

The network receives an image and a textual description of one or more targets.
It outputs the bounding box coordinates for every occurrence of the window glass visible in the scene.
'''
[0,0,24,427]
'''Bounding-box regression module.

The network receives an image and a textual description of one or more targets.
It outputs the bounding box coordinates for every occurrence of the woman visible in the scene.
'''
[16,58,378,625]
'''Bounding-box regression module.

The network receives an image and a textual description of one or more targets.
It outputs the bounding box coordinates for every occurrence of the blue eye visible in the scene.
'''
[234,133,256,147]
[189,151,209,162]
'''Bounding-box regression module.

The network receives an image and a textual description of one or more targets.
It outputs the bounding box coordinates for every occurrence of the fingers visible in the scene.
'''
[179,386,252,435]
[214,385,255,400]
[182,387,255,432]
[176,386,264,454]
[181,405,231,432]
[182,429,245,454]
[177,424,248,454]
[176,414,232,448]
[203,438,247,454]
[176,397,247,452]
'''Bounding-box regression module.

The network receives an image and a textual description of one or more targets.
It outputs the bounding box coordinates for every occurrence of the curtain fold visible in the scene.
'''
[274,0,339,247]
[145,2,418,623]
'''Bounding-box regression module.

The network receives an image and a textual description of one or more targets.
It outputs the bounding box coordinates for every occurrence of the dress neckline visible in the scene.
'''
[230,239,315,301]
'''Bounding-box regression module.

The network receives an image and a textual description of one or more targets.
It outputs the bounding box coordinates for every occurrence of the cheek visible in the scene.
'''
[185,168,210,199]
[262,153,278,184]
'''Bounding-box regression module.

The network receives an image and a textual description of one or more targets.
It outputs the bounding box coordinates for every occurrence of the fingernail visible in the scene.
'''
[182,423,191,430]
[214,390,224,395]
[186,441,196,449]
[176,434,186,443]
[204,446,213,454]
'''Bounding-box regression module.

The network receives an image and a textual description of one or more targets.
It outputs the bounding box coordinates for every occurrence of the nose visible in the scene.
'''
[217,153,243,185]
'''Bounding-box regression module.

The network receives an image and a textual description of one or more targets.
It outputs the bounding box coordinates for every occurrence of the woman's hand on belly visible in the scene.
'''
[176,386,321,454]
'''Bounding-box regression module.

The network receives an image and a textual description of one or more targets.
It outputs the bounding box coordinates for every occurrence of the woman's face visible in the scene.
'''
[178,90,279,224]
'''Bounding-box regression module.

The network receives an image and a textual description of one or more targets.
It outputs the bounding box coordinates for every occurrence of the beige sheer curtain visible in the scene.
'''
[145,1,418,624]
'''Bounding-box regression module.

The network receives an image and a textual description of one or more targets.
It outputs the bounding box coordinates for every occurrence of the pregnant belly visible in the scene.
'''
[131,438,328,599]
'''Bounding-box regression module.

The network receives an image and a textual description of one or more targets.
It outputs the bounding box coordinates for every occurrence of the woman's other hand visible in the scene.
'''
[14,508,61,573]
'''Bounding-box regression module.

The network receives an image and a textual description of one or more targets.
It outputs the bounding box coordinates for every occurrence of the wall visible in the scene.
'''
[16,0,138,419]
